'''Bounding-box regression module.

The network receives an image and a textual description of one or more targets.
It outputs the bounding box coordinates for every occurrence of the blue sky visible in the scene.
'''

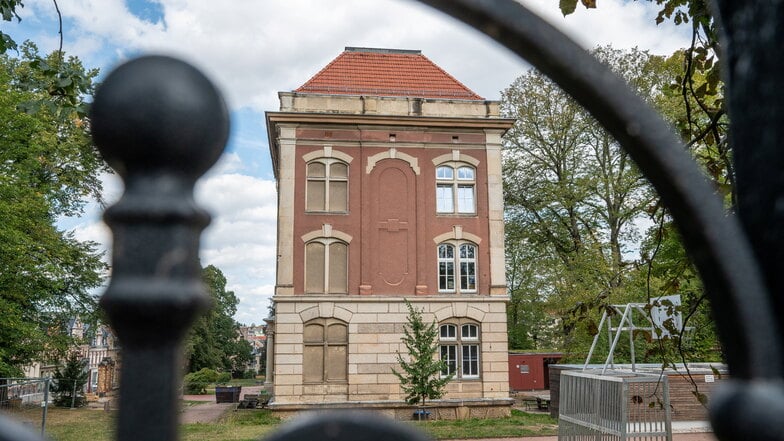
[8,0,690,325]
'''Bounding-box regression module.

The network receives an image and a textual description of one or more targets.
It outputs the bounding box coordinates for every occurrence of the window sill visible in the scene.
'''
[435,213,477,217]
[305,211,350,215]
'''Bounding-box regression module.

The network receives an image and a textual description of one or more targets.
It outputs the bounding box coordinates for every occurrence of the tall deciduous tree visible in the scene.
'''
[502,47,716,357]
[393,301,452,407]
[185,265,253,376]
[0,45,106,378]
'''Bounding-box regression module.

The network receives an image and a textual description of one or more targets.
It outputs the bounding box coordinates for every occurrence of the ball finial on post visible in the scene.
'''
[91,55,229,179]
[90,55,229,441]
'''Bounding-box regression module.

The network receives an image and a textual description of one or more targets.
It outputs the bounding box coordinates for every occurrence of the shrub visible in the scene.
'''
[183,368,230,394]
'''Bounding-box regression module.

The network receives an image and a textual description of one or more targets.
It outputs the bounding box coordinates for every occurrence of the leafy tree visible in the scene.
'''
[0,0,25,54]
[51,351,89,407]
[502,45,725,364]
[560,0,731,203]
[392,301,452,407]
[185,265,253,376]
[0,45,106,378]
[502,47,672,354]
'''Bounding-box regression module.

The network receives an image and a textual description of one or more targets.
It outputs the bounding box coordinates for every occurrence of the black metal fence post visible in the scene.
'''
[89,55,229,441]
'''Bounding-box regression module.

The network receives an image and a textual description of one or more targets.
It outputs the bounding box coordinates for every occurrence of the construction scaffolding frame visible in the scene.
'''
[583,298,688,374]
[558,370,672,441]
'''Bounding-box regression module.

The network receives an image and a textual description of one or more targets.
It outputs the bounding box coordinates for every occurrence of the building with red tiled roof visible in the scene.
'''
[295,47,483,100]
[265,47,514,419]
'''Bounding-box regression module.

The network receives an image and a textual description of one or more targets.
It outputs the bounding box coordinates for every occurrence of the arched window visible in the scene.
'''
[439,321,480,379]
[305,238,348,294]
[303,319,348,383]
[306,158,348,212]
[437,242,477,294]
[436,164,475,214]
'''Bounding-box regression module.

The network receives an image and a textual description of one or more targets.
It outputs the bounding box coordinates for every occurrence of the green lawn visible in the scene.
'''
[2,406,557,441]
[416,410,558,439]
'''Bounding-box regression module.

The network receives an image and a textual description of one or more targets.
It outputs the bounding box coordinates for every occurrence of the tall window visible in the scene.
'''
[307,159,348,212]
[439,322,480,379]
[438,242,477,293]
[305,239,348,294]
[436,164,475,214]
[303,319,348,383]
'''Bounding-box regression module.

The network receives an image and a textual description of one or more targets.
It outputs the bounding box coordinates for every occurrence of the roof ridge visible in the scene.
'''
[345,46,421,55]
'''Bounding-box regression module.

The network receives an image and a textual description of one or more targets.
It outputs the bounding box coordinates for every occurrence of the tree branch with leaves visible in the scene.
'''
[393,301,452,407]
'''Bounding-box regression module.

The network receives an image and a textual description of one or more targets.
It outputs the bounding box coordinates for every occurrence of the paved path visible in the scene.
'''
[181,386,265,424]
[180,402,234,424]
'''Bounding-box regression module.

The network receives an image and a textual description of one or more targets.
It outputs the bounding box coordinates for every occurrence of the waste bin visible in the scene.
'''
[215,386,242,403]
[413,408,431,421]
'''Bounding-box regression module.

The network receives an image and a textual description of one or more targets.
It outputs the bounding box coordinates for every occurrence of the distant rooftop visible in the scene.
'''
[295,47,484,100]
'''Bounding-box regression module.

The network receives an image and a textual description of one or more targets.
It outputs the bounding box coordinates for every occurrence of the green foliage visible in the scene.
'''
[183,368,232,394]
[0,47,106,378]
[502,47,669,354]
[51,352,89,407]
[0,0,24,53]
[502,45,723,364]
[185,265,253,375]
[392,301,452,406]
[561,0,731,204]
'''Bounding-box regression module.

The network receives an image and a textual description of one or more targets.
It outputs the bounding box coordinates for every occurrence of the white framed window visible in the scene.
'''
[440,321,480,379]
[438,242,477,293]
[306,159,348,212]
[305,238,348,294]
[435,164,475,214]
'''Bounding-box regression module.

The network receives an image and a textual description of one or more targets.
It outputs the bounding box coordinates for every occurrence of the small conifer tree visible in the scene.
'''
[393,301,453,407]
[51,352,89,407]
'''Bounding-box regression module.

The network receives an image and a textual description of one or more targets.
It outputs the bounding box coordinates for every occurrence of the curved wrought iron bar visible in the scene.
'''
[414,0,780,379]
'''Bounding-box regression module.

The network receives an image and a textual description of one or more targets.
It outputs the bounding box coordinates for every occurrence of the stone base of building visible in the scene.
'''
[268,397,514,421]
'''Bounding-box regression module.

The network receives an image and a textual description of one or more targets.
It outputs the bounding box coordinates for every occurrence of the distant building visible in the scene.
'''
[24,318,119,396]
[265,47,514,418]
[239,325,267,374]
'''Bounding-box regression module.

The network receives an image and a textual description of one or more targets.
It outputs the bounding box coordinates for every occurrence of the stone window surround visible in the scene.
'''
[302,146,354,213]
[433,150,480,215]
[439,318,481,380]
[437,241,478,294]
[302,225,353,295]
[302,317,348,384]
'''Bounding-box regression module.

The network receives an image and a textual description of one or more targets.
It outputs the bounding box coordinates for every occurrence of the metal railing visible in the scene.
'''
[0,1,780,440]
[558,370,672,441]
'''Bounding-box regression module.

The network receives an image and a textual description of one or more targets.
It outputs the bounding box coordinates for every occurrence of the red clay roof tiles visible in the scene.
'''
[295,47,484,100]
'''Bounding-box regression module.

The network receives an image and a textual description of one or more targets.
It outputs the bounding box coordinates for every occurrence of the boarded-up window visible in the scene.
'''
[303,319,348,383]
[306,159,348,212]
[328,242,348,293]
[305,242,325,293]
[305,239,348,294]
